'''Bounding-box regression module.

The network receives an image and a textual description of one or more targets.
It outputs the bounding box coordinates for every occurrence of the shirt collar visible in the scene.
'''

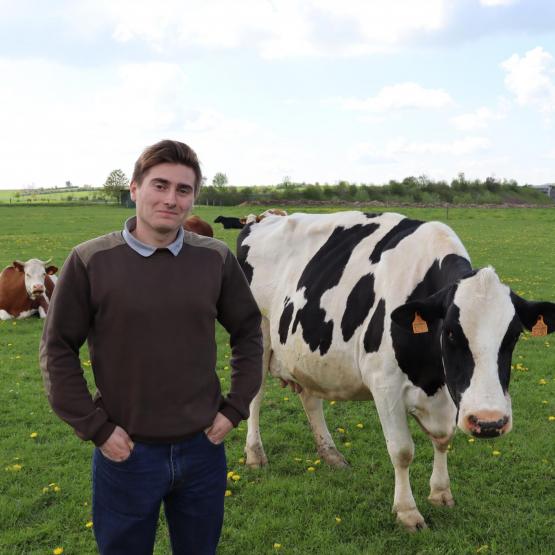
[122,216,184,257]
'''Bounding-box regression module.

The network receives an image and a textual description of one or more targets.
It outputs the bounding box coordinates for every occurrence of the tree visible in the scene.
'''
[212,172,228,188]
[104,169,129,201]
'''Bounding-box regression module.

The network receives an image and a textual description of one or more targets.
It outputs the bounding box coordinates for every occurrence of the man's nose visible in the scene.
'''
[163,188,177,206]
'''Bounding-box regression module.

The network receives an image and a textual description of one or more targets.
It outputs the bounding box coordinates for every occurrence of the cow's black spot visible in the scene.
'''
[341,273,375,341]
[279,297,295,344]
[440,305,475,404]
[370,218,424,264]
[407,254,473,302]
[364,298,385,353]
[497,314,522,393]
[293,223,379,355]
[236,223,254,284]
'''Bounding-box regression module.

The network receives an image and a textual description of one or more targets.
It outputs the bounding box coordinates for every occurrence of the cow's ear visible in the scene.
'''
[391,287,450,333]
[46,265,58,275]
[13,260,24,272]
[511,292,555,335]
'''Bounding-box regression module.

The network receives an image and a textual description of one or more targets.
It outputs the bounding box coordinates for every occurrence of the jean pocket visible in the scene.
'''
[99,444,138,465]
[202,431,223,447]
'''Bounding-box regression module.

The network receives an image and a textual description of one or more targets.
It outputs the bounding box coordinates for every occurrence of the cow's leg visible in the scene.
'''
[0,309,14,320]
[428,435,454,507]
[299,391,348,468]
[373,396,426,531]
[245,318,270,468]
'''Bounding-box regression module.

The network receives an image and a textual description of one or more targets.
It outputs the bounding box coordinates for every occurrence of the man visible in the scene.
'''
[40,140,263,554]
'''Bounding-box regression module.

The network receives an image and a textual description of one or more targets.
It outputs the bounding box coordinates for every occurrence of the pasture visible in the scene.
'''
[0,204,554,554]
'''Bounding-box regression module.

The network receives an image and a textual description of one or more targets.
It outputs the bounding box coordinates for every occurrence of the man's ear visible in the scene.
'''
[130,180,138,201]
[391,287,450,333]
[511,292,555,335]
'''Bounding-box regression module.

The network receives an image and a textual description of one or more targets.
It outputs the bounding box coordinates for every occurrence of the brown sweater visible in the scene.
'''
[39,230,262,446]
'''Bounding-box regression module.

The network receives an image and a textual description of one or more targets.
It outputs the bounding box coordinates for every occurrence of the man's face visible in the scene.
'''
[130,163,196,237]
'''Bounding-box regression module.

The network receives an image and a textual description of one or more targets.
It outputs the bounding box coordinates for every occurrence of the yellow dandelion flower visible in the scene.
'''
[337,427,346,433]
[492,450,501,456]
[273,544,282,549]
[548,416,555,422]
[224,366,229,370]
[42,487,49,494]
[335,516,342,524]
[307,466,316,472]
[476,546,488,553]
[227,471,235,479]
[6,464,22,472]
[539,379,548,385]
[231,474,240,481]
[49,483,56,487]
[85,521,93,528]
[542,400,548,404]
[468,438,475,443]
[356,423,364,428]
[30,432,38,438]
[330,400,336,405]
[225,490,232,497]
[344,442,352,447]
[238,457,245,464]
[283,397,289,401]
[314,459,321,465]
[53,548,64,555]
[54,486,61,492]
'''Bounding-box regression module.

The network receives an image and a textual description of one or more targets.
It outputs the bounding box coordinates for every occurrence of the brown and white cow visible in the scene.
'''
[0,258,58,320]
[237,211,555,531]
[183,215,214,237]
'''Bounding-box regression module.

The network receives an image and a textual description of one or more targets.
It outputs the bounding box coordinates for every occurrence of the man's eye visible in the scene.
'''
[178,187,191,195]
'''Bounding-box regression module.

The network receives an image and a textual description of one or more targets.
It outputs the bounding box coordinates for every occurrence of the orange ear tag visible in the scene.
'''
[531,315,548,337]
[412,312,429,334]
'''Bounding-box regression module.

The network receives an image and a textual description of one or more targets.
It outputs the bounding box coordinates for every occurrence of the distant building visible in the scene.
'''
[532,184,555,200]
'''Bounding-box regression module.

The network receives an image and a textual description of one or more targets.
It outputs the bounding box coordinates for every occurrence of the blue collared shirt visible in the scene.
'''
[122,216,184,257]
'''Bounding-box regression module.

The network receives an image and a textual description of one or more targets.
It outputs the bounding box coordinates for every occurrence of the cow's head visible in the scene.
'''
[13,258,58,300]
[391,267,555,438]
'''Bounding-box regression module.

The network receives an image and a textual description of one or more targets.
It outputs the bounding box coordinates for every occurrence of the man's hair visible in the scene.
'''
[132,140,203,197]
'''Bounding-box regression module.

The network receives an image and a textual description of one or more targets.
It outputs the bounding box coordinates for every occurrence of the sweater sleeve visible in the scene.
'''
[216,249,263,426]
[39,250,115,446]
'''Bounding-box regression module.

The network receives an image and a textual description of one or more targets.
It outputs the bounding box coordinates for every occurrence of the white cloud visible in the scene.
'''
[480,0,517,6]
[85,0,448,58]
[354,136,491,163]
[501,47,555,114]
[451,106,505,131]
[335,82,453,113]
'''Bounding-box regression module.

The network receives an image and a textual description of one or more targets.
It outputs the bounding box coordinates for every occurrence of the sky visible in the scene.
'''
[1,0,554,189]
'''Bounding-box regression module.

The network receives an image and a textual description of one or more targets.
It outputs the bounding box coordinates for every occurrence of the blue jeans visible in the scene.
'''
[92,432,227,555]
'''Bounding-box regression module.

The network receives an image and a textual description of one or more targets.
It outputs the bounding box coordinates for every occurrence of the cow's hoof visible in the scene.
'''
[428,489,455,507]
[396,509,428,532]
[245,445,268,468]
[319,448,349,468]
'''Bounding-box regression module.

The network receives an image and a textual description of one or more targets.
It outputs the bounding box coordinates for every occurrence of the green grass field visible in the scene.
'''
[0,205,554,554]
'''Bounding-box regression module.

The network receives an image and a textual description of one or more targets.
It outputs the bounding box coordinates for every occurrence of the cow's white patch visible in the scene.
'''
[17,309,37,319]
[0,309,14,320]
[454,268,514,430]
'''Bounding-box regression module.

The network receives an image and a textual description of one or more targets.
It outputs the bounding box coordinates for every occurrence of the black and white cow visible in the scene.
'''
[237,211,555,531]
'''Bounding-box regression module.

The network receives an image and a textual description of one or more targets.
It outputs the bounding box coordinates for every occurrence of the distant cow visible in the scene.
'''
[237,211,555,531]
[183,215,213,237]
[214,216,244,229]
[0,258,58,320]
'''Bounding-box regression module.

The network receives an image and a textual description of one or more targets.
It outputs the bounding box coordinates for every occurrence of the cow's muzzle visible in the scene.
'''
[466,413,510,438]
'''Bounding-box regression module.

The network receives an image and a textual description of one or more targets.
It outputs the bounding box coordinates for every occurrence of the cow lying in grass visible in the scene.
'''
[237,211,555,531]
[0,258,58,320]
